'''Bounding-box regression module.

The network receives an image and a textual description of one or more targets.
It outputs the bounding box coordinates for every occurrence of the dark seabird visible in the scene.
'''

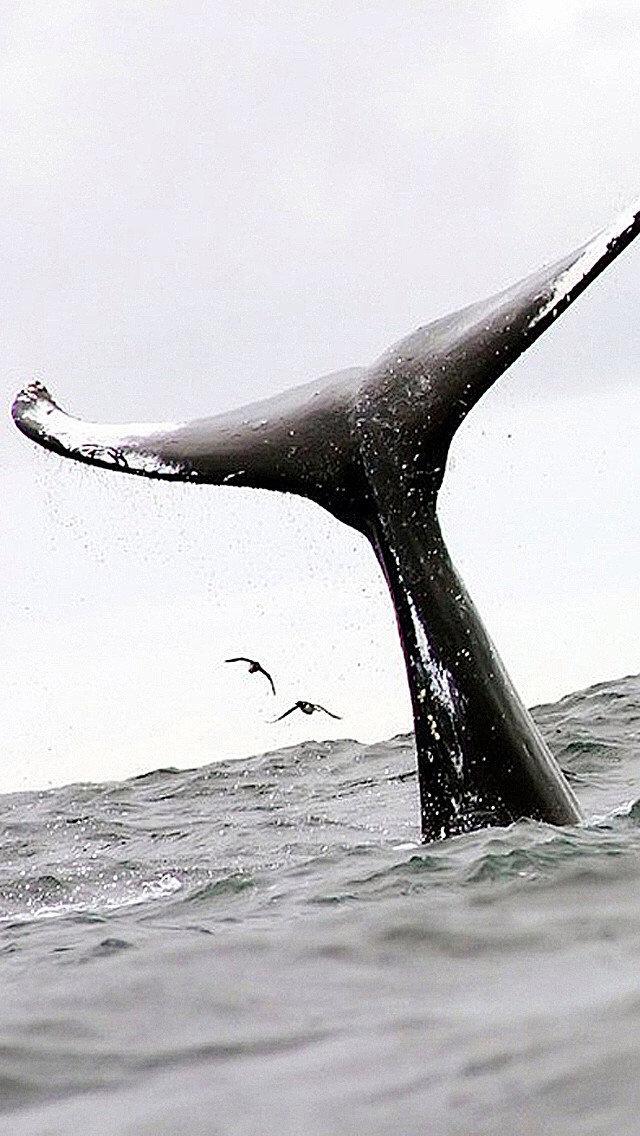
[271,701,341,722]
[225,657,276,696]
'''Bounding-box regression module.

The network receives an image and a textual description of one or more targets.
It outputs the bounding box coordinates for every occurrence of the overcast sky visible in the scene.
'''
[1,0,639,792]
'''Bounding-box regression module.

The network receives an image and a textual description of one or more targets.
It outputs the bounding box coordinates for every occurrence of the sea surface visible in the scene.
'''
[1,673,640,1135]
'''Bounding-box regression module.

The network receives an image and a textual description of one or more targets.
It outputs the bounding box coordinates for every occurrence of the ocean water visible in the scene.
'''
[1,673,640,1135]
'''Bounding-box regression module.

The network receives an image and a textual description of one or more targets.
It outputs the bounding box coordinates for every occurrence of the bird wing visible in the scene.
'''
[314,705,341,719]
[271,705,298,722]
[225,657,253,664]
[258,667,276,695]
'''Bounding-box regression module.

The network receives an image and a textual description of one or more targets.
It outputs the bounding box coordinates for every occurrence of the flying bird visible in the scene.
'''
[271,701,341,722]
[225,657,276,696]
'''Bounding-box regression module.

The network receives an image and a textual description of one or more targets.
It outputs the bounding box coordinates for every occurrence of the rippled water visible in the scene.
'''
[1,673,640,1135]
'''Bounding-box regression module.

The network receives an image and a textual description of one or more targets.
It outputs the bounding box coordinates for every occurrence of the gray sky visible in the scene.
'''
[1,0,639,792]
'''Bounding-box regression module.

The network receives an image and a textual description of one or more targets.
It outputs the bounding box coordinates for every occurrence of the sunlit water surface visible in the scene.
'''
[1,673,640,1135]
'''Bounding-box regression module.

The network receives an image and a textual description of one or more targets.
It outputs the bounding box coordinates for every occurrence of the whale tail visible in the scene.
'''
[13,200,640,839]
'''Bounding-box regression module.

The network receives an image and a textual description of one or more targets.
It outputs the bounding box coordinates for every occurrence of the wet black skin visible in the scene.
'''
[13,202,640,840]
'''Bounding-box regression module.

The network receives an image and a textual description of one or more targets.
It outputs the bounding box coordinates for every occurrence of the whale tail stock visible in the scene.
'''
[13,200,640,840]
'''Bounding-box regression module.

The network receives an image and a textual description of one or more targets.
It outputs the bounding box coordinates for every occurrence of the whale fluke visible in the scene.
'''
[13,200,640,840]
